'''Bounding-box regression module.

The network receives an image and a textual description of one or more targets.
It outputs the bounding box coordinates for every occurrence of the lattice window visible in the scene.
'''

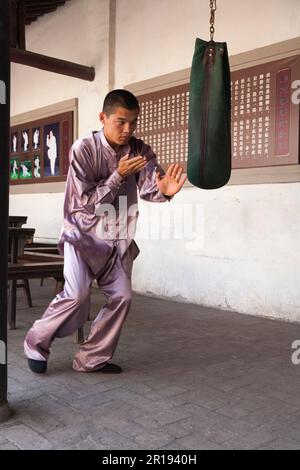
[135,55,300,171]
[135,84,189,171]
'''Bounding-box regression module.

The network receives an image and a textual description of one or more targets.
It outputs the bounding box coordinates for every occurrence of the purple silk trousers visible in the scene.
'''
[24,241,132,372]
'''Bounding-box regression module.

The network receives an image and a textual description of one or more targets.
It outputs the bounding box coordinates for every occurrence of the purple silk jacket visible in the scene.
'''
[58,128,171,278]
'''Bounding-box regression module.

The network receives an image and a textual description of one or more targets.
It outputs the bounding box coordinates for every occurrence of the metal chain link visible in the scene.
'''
[209,0,217,41]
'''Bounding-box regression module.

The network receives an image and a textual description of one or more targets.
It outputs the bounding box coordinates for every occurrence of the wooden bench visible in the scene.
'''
[8,227,35,323]
[8,251,64,330]
[8,218,33,305]
[24,245,60,288]
[9,215,28,227]
[22,251,62,262]
[24,246,60,255]
[23,247,61,287]
[8,251,84,343]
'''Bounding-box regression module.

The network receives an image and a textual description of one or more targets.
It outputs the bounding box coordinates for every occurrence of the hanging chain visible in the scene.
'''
[209,0,217,41]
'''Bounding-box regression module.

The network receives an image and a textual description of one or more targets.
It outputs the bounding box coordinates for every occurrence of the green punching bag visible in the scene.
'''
[188,1,231,189]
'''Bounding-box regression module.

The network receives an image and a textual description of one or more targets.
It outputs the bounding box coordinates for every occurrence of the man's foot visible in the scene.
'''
[27,358,47,374]
[98,363,122,374]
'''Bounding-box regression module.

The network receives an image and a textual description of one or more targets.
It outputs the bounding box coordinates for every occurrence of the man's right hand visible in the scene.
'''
[117,154,147,178]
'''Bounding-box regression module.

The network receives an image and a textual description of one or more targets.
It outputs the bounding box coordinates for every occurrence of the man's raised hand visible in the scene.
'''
[156,163,187,196]
[117,154,147,178]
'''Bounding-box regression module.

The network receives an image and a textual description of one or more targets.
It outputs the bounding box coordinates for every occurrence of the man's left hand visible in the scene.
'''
[156,163,187,196]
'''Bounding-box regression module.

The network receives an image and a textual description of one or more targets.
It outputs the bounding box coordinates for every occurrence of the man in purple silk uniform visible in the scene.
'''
[24,90,187,374]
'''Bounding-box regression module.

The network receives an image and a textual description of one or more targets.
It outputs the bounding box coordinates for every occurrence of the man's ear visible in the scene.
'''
[99,112,105,125]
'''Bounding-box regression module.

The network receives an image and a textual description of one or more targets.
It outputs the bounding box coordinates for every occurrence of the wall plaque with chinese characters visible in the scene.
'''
[135,84,189,172]
[135,55,300,172]
[231,55,300,168]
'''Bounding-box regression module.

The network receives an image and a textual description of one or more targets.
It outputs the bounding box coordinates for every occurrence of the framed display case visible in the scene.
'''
[10,109,73,185]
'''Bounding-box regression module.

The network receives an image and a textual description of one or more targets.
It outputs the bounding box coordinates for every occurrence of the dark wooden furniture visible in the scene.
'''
[8,240,83,343]
[24,244,60,287]
[8,250,64,330]
[8,215,28,227]
[8,227,35,329]
[8,216,32,305]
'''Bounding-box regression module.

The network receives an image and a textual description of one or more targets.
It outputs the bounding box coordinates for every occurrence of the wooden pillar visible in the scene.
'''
[0,0,11,423]
[17,0,26,49]
[10,0,18,47]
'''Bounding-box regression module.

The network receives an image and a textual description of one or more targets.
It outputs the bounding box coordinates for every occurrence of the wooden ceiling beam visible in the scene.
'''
[26,8,57,16]
[26,4,66,12]
[24,1,69,25]
[11,1,94,81]
[26,4,60,10]
[25,0,67,5]
[11,47,95,81]
[26,1,65,5]
[17,0,26,49]
[25,18,38,25]
[10,0,18,47]
[10,0,26,48]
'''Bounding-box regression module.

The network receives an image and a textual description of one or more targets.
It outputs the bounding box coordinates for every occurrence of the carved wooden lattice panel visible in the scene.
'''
[135,55,300,171]
[135,84,189,171]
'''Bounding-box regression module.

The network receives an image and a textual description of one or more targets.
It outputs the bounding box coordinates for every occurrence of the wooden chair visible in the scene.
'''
[8,216,33,307]
[8,227,36,329]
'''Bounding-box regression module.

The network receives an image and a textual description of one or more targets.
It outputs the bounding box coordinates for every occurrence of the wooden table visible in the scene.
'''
[9,216,28,228]
[8,227,35,329]
[8,227,35,262]
[7,237,82,342]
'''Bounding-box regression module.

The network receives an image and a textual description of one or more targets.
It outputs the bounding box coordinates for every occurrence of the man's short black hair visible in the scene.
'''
[102,89,140,116]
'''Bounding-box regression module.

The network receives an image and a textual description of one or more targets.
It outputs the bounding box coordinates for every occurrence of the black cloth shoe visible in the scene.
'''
[98,363,122,374]
[28,358,47,374]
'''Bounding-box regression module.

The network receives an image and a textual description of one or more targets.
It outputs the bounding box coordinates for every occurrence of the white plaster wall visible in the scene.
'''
[133,184,300,322]
[114,0,300,86]
[9,193,64,243]
[114,0,300,321]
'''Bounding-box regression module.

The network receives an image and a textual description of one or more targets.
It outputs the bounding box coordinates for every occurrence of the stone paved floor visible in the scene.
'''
[1,279,300,450]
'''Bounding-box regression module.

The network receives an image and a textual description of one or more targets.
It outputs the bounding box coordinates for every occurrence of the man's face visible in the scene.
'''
[100,106,139,149]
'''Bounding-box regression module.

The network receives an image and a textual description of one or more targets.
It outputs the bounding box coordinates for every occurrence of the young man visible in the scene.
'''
[24,89,186,374]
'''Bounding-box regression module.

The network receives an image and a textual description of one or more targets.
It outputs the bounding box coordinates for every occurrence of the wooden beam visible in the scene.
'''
[26,7,57,14]
[17,0,26,49]
[26,8,57,18]
[26,2,66,11]
[11,47,95,81]
[10,0,18,47]
[26,17,38,25]
[26,0,67,5]
[25,1,69,25]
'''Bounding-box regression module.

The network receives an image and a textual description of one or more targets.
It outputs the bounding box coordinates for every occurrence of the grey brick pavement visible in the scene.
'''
[1,279,300,449]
